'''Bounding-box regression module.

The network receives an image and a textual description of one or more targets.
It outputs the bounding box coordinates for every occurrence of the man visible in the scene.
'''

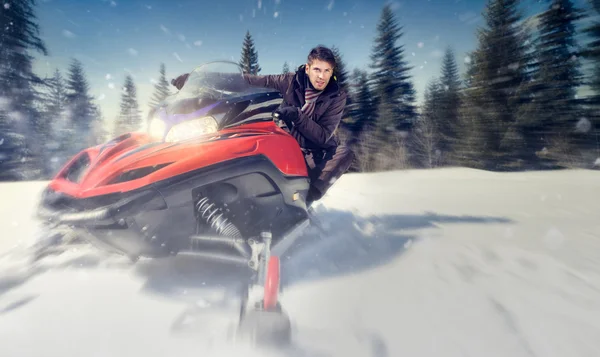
[172,45,354,206]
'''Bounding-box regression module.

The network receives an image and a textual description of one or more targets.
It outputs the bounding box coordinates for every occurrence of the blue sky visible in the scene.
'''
[31,0,594,132]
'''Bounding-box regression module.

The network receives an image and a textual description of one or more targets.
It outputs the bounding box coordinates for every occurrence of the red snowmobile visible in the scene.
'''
[36,61,314,345]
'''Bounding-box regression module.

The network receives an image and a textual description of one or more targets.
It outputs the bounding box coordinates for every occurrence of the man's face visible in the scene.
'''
[305,59,334,91]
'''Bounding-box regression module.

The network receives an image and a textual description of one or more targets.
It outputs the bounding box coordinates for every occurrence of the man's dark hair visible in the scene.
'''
[307,45,336,69]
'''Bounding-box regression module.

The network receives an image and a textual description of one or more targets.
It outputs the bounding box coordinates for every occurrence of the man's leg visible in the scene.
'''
[306,144,355,204]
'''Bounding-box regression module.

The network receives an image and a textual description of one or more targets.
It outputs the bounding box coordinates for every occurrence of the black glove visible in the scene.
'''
[171,73,189,90]
[274,106,300,128]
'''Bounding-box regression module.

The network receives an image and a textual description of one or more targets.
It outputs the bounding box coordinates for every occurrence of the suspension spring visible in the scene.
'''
[195,196,242,238]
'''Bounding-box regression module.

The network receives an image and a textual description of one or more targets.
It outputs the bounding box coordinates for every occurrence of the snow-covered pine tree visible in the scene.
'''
[0,0,48,180]
[113,75,142,136]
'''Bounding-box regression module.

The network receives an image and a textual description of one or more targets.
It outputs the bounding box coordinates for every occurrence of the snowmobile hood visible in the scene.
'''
[49,121,307,199]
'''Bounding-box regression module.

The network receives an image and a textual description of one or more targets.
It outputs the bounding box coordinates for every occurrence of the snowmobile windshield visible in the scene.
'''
[177,61,271,101]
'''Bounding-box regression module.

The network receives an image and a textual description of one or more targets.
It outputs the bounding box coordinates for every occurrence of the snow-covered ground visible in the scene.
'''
[1,168,600,357]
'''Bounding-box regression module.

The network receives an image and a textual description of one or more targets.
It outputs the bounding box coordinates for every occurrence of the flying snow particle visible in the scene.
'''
[464,56,472,64]
[177,33,186,42]
[327,0,334,11]
[97,94,106,101]
[194,40,203,47]
[62,30,75,38]
[0,138,4,146]
[128,48,138,56]
[173,52,183,62]
[343,11,347,16]
[105,73,112,80]
[160,25,170,34]
[412,52,415,56]
[543,227,565,250]
[594,158,600,167]
[417,42,424,48]
[108,82,115,89]
[274,11,279,18]
[146,5,152,10]
[576,117,591,133]
[258,0,262,9]
[4,3,9,9]
[0,96,10,110]
[110,1,117,6]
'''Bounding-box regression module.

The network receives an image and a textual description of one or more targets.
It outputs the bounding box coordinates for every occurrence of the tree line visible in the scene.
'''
[2,0,600,181]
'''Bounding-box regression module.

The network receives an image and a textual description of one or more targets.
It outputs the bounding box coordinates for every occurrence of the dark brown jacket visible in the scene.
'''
[244,66,347,150]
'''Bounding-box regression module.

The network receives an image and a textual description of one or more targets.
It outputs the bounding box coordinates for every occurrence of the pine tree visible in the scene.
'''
[436,46,462,161]
[519,0,584,164]
[0,0,48,180]
[148,63,171,110]
[282,61,290,73]
[41,69,69,176]
[239,31,261,75]
[331,46,349,94]
[580,0,600,162]
[456,0,532,170]
[65,58,97,153]
[347,68,375,136]
[412,79,444,168]
[113,75,142,136]
[369,4,417,138]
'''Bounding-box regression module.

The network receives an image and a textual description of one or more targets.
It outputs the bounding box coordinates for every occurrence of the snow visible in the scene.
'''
[1,168,600,356]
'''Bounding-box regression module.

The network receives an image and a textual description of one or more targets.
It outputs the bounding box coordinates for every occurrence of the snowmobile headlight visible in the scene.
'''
[149,118,167,140]
[165,116,219,142]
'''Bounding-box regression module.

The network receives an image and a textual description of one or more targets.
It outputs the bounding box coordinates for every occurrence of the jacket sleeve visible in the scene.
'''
[243,73,292,94]
[292,92,347,147]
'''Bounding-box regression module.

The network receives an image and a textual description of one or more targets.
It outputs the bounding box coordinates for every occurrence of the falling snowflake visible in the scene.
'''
[464,56,472,64]
[105,73,112,80]
[417,42,424,48]
[194,40,203,47]
[575,118,591,133]
[327,0,334,11]
[108,83,115,89]
[62,30,75,38]
[274,11,279,18]
[4,3,9,9]
[128,48,138,56]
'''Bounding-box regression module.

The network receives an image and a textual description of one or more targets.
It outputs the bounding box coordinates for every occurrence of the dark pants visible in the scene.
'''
[303,143,355,205]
